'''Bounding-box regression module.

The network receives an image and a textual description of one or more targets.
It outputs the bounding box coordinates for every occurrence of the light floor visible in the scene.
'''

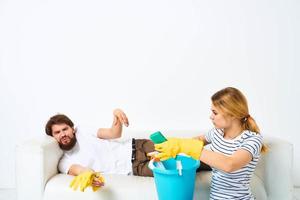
[1,187,300,200]
[295,187,300,200]
[0,189,16,200]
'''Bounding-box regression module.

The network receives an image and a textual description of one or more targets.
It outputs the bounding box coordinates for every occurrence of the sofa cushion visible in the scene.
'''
[43,171,266,200]
[44,174,157,200]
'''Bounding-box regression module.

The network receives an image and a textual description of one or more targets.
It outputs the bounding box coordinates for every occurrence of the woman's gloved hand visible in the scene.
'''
[70,171,105,192]
[154,138,204,160]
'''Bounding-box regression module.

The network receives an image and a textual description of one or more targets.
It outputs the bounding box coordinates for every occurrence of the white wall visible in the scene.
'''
[0,0,299,188]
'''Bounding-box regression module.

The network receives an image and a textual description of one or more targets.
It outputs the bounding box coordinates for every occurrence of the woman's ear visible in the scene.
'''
[225,114,236,122]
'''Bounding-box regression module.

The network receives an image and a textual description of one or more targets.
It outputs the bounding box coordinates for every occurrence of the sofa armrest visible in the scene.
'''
[16,136,63,200]
[255,137,294,200]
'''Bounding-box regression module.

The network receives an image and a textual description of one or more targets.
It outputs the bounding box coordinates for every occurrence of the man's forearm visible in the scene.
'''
[97,118,123,139]
[68,164,93,176]
[111,117,122,137]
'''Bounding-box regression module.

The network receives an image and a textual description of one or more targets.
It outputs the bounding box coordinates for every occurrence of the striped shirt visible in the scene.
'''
[205,128,263,200]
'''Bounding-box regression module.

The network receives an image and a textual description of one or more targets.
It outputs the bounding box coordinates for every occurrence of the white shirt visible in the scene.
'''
[58,127,132,175]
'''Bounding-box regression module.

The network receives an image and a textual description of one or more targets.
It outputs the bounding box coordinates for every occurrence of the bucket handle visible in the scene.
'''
[149,159,166,170]
[176,160,182,176]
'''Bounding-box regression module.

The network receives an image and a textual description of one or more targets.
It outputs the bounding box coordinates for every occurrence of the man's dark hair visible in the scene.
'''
[45,114,74,136]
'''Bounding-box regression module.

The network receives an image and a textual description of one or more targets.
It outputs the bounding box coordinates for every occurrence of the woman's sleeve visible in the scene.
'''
[204,128,215,144]
[240,134,263,158]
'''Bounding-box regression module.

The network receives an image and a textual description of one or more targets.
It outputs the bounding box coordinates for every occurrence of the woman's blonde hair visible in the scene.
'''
[211,87,267,153]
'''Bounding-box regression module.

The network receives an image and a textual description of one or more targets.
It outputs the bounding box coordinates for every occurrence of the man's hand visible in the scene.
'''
[70,171,93,192]
[70,171,105,192]
[113,108,129,127]
[91,172,105,192]
[154,138,204,161]
[97,108,129,139]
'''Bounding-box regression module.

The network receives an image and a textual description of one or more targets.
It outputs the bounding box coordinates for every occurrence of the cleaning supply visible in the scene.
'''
[91,172,105,192]
[147,151,166,170]
[150,131,167,144]
[149,131,168,169]
[154,137,204,160]
[149,155,200,200]
[70,171,105,192]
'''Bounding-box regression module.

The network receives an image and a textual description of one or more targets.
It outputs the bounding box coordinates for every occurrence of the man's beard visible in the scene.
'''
[59,135,77,151]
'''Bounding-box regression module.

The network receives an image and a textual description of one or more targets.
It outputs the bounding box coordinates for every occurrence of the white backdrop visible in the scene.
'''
[0,0,299,188]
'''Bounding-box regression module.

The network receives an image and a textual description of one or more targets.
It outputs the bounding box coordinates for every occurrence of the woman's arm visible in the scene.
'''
[200,149,252,173]
[97,109,129,139]
[194,134,209,145]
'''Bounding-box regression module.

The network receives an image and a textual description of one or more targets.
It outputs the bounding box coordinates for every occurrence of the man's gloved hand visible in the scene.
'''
[70,171,93,192]
[154,138,204,161]
[70,171,105,192]
[91,172,105,192]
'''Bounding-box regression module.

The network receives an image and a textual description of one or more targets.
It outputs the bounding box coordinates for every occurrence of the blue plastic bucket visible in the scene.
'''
[149,155,200,200]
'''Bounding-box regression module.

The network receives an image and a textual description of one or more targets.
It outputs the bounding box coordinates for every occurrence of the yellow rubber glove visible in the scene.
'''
[70,171,105,192]
[91,172,105,192]
[154,138,204,160]
[70,171,93,192]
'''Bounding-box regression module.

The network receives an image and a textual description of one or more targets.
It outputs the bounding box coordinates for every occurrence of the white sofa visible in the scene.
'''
[16,130,294,200]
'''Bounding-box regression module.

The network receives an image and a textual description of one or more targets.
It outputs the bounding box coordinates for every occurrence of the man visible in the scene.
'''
[45,109,155,190]
[45,109,211,191]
